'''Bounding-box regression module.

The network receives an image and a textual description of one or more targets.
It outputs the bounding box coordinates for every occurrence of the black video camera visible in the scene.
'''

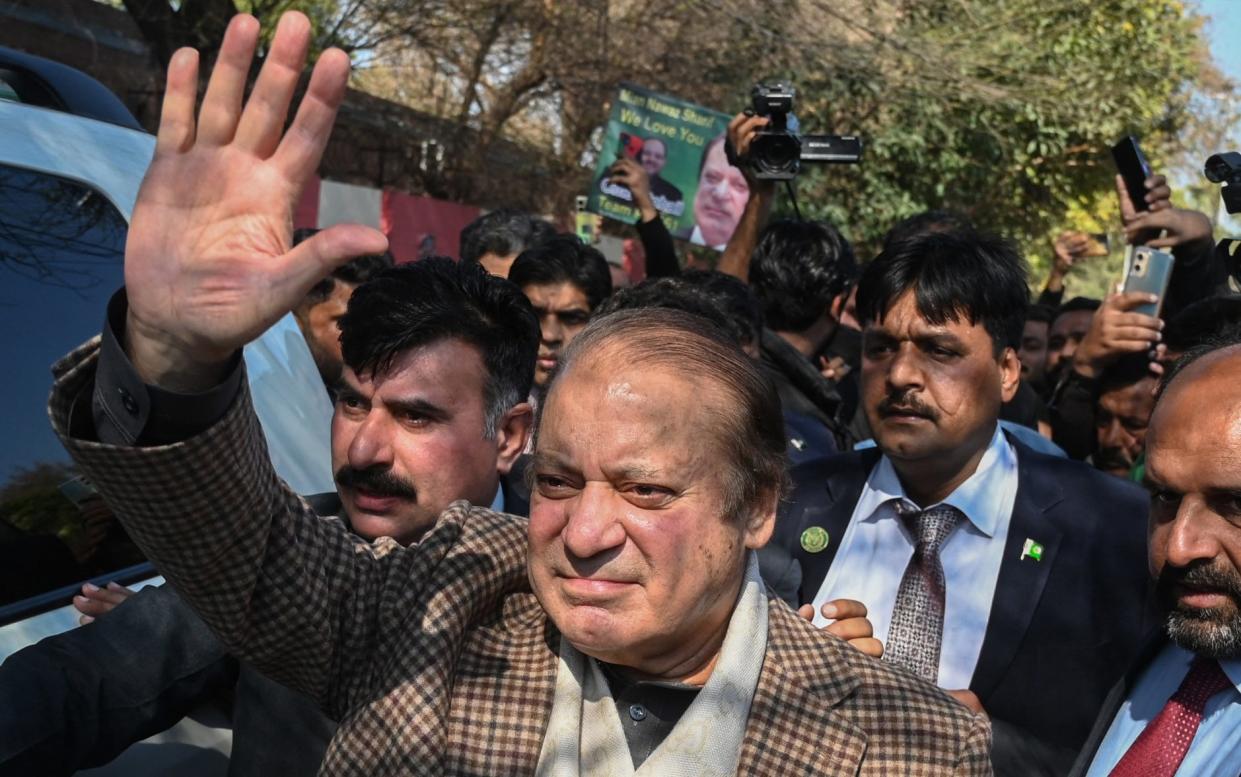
[1204,152,1241,291]
[1205,152,1241,215]
[746,81,863,181]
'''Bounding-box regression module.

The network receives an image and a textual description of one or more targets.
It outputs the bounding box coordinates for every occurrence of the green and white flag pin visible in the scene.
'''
[1020,538,1044,562]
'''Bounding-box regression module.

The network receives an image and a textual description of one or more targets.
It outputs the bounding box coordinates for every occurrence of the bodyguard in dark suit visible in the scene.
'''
[760,229,1153,776]
[1069,337,1241,777]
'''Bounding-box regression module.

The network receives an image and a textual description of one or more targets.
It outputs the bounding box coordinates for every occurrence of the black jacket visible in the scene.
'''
[759,328,849,449]
[758,436,1155,776]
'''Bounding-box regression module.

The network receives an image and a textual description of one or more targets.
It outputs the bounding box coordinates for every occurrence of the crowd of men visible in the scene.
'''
[1,10,1240,777]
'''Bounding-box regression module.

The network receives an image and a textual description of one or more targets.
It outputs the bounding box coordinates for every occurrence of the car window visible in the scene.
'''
[0,163,146,610]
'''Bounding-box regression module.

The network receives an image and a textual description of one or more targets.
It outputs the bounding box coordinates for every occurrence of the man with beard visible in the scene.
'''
[0,257,539,775]
[762,229,1152,776]
[1071,334,1241,776]
[508,235,612,393]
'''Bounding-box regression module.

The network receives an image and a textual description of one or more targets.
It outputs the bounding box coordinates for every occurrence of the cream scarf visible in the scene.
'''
[535,553,769,777]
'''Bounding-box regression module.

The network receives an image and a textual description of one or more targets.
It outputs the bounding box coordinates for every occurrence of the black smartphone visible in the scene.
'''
[1111,136,1153,212]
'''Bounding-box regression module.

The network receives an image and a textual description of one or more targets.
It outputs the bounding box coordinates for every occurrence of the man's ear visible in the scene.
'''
[829,291,848,323]
[742,487,780,551]
[495,402,534,475]
[999,346,1021,402]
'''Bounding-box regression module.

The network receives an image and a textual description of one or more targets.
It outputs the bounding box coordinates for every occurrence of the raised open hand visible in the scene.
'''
[124,12,388,391]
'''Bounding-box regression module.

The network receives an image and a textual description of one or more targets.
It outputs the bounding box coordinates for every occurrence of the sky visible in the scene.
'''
[1191,0,1241,228]
[1198,0,1241,83]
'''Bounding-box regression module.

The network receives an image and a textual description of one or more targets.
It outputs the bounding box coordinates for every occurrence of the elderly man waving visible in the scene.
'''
[47,12,988,776]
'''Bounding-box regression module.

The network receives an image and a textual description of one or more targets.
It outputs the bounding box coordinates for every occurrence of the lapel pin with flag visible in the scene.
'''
[1020,538,1044,562]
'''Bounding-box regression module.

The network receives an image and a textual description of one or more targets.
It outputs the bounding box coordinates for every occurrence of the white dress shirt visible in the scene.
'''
[1085,645,1241,777]
[811,424,1019,689]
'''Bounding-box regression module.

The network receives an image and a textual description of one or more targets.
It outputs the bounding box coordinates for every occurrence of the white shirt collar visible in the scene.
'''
[690,224,727,251]
[857,424,1016,538]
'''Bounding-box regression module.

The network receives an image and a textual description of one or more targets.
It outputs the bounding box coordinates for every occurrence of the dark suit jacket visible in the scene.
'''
[1065,633,1166,777]
[759,435,1155,776]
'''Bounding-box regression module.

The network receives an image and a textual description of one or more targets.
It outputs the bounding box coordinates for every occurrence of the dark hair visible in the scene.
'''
[856,230,1029,354]
[595,270,763,349]
[882,209,977,250]
[1025,303,1056,326]
[1098,353,1157,394]
[339,257,539,437]
[459,209,557,265]
[1052,296,1102,326]
[549,307,787,518]
[748,218,857,332]
[1163,296,1241,353]
[293,228,395,306]
[1158,328,1241,402]
[508,235,613,310]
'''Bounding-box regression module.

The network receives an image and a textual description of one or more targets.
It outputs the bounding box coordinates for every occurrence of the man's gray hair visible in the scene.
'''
[541,307,788,518]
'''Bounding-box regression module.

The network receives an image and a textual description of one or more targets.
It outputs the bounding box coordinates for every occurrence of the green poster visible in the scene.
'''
[587,83,750,251]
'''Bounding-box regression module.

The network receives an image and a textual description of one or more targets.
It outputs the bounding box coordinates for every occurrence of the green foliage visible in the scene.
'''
[773,0,1209,295]
[0,462,81,544]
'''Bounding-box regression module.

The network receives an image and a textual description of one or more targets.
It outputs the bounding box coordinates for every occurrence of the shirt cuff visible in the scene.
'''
[92,289,244,446]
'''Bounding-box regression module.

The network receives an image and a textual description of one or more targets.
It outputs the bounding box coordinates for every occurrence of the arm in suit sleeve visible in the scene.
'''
[636,215,680,278]
[1048,369,1097,460]
[49,320,524,719]
[988,716,1078,777]
[0,584,237,776]
[953,713,994,776]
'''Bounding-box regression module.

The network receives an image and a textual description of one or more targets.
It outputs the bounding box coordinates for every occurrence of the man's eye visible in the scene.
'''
[624,483,675,506]
[1150,489,1180,509]
[536,475,577,498]
[339,396,365,412]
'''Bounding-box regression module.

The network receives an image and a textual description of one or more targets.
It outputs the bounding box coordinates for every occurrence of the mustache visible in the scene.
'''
[1092,447,1134,472]
[1156,559,1241,610]
[877,390,940,421]
[334,466,417,500]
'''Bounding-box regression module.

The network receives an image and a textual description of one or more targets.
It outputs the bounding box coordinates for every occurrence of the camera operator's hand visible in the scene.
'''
[726,111,776,195]
[1117,173,1213,251]
[1071,291,1163,379]
[607,158,657,223]
[123,12,388,392]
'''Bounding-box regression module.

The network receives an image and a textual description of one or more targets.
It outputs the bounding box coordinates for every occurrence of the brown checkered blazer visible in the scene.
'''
[50,342,991,776]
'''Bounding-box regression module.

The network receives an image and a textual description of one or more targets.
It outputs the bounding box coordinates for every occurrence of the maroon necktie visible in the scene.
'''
[1107,656,1233,777]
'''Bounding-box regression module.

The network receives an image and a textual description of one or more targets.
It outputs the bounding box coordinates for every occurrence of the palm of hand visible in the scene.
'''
[126,147,299,361]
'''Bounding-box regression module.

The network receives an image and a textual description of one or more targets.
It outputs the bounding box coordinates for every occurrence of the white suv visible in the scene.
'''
[0,45,334,775]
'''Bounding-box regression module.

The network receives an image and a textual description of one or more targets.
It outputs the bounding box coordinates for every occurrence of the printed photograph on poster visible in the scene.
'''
[588,83,750,251]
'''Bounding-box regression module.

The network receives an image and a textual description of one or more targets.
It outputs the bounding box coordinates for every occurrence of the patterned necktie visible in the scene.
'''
[884,502,963,683]
[1107,656,1234,777]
